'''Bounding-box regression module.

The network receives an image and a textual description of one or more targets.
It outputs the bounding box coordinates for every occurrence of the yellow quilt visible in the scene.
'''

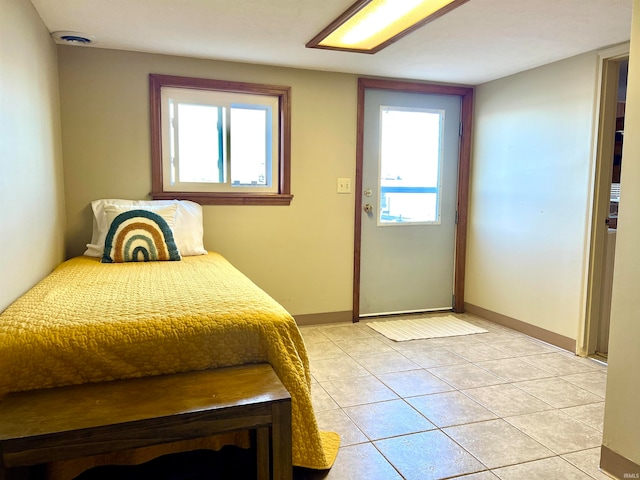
[0,253,339,469]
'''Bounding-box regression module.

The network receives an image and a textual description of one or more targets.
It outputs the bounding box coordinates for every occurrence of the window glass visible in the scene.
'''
[175,102,223,184]
[379,106,443,224]
[230,105,271,187]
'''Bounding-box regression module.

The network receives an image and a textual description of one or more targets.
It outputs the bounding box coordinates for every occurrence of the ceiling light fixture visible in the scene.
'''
[306,0,470,54]
[51,31,96,46]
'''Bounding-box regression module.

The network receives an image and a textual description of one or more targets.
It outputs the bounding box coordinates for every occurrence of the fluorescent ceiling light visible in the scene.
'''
[306,0,470,54]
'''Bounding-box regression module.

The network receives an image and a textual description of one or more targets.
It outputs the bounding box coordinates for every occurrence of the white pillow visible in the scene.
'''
[85,199,207,257]
[103,204,178,230]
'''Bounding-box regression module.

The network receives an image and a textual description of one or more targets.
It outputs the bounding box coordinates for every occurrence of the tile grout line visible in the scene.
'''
[302,314,606,479]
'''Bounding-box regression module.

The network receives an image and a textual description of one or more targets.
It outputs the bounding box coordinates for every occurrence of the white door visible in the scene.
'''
[359,89,461,316]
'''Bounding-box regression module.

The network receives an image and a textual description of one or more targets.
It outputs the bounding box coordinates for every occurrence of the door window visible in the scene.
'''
[378,106,444,225]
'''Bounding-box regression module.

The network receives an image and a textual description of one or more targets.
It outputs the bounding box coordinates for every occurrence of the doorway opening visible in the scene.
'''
[582,47,629,362]
[352,78,474,321]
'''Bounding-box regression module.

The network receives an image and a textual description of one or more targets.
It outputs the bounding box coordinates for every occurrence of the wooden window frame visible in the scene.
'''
[149,74,293,205]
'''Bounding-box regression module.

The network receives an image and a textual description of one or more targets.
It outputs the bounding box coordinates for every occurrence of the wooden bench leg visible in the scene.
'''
[271,401,292,480]
[256,427,270,480]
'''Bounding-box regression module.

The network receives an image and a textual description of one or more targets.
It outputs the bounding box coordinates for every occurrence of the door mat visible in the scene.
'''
[366,315,487,342]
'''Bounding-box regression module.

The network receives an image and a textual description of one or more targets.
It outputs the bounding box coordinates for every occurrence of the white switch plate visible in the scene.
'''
[337,177,351,194]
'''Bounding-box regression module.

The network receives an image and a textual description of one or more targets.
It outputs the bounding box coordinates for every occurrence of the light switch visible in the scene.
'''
[337,177,351,194]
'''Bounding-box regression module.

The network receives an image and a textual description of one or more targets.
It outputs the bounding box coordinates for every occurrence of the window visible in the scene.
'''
[150,74,292,205]
[378,106,443,225]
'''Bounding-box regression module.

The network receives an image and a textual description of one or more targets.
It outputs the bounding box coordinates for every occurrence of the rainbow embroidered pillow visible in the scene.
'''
[102,206,181,263]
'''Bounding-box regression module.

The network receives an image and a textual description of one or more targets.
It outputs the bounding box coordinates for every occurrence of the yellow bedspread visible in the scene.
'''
[0,253,339,469]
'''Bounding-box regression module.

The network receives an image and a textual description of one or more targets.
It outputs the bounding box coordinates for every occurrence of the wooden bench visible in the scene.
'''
[0,364,292,480]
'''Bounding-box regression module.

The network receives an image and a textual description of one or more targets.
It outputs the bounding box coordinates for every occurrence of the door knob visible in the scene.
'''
[364,204,374,214]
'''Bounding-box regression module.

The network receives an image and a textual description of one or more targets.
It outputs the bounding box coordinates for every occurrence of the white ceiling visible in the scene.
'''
[31,0,634,85]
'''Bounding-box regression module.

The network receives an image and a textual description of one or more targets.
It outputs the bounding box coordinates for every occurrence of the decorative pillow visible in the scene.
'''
[101,207,181,263]
[85,199,207,258]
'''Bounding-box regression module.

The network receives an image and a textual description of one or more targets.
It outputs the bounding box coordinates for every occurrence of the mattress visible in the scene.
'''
[0,253,338,469]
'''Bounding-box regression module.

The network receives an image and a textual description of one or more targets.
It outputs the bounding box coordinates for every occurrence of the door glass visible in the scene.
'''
[379,106,443,225]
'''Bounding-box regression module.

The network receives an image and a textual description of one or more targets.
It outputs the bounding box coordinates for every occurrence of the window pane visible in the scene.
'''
[381,192,437,223]
[177,103,223,183]
[379,108,442,224]
[230,106,270,186]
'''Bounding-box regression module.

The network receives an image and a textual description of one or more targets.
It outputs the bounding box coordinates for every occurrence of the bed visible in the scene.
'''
[0,199,339,476]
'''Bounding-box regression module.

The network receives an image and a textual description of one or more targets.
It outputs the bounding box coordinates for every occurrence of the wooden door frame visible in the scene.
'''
[578,44,629,357]
[352,78,474,321]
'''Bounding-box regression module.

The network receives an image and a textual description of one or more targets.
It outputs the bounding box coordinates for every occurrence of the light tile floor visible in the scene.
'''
[296,314,609,480]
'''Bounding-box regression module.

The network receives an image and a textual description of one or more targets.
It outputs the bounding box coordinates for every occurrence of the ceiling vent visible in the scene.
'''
[51,31,96,46]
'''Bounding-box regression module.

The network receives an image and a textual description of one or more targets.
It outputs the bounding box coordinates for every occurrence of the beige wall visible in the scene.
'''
[58,47,357,316]
[0,0,66,311]
[466,52,599,341]
[602,0,640,468]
